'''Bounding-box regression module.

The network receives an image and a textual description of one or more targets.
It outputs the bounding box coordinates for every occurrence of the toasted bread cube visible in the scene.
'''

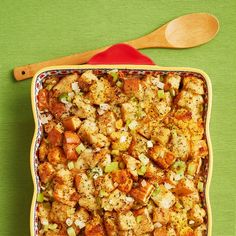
[179,227,194,236]
[118,211,136,231]
[39,138,49,161]
[47,127,63,146]
[78,119,99,143]
[151,185,175,209]
[64,131,80,144]
[85,216,106,236]
[121,102,137,122]
[151,126,170,145]
[188,204,206,226]
[153,227,168,236]
[170,130,190,161]
[181,189,200,211]
[144,162,164,182]
[111,131,132,151]
[53,73,78,94]
[183,76,204,95]
[164,74,181,90]
[155,101,171,117]
[190,140,208,158]
[49,201,75,223]
[174,178,195,196]
[53,169,74,186]
[38,162,55,184]
[75,173,95,195]
[148,145,176,169]
[101,189,133,212]
[194,224,207,236]
[90,133,110,148]
[174,108,192,121]
[118,230,134,236]
[38,89,49,111]
[53,183,77,207]
[79,194,100,211]
[104,212,119,236]
[123,78,140,95]
[98,111,116,136]
[38,202,51,220]
[153,208,170,225]
[47,147,66,165]
[130,181,154,204]
[133,208,154,235]
[137,118,151,139]
[63,143,78,161]
[94,174,115,193]
[112,170,133,193]
[63,116,81,131]
[73,207,90,223]
[128,134,148,158]
[122,154,141,180]
[87,78,114,105]
[78,70,98,91]
[74,95,96,118]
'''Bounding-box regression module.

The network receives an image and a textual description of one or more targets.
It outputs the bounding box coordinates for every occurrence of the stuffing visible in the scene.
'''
[37,70,209,234]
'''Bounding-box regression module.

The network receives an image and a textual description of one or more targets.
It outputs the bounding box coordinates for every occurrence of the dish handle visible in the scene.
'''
[88,43,155,65]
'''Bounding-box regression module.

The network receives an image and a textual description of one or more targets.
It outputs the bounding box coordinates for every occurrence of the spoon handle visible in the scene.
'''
[13,46,111,81]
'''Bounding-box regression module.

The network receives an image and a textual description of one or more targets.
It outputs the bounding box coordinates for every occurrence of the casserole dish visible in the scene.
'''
[30,44,212,236]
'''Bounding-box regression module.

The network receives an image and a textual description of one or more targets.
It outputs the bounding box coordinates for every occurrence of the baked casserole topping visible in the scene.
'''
[36,69,208,236]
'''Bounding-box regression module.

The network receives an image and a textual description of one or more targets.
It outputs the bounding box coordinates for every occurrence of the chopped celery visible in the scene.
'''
[136,215,142,223]
[37,193,44,203]
[187,162,196,176]
[67,161,74,170]
[108,69,118,82]
[76,143,86,154]
[172,160,186,174]
[152,187,160,197]
[137,165,146,176]
[104,162,119,173]
[67,227,76,236]
[158,90,165,98]
[198,181,204,192]
[58,93,69,102]
[48,224,58,230]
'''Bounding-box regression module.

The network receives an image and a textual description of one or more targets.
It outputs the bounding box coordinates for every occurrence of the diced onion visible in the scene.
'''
[147,140,153,148]
[66,218,73,227]
[138,154,149,165]
[74,219,86,229]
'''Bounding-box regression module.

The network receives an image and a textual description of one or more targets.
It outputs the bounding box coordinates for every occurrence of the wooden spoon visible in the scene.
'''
[14,13,219,81]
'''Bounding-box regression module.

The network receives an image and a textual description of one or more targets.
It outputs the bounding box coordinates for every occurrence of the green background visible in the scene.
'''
[0,0,235,235]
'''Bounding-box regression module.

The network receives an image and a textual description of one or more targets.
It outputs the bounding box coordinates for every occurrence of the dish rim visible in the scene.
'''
[30,64,213,236]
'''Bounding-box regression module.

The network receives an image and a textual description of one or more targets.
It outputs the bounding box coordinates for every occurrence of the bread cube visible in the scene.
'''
[174,178,195,196]
[39,138,48,161]
[47,147,66,165]
[164,73,181,90]
[111,131,132,151]
[153,227,168,236]
[63,116,81,131]
[78,70,98,91]
[75,173,95,196]
[148,145,176,169]
[188,204,206,226]
[130,181,154,204]
[121,102,137,122]
[85,216,106,236]
[122,154,141,180]
[117,211,136,230]
[190,140,208,158]
[47,127,63,146]
[133,208,154,235]
[151,126,170,145]
[112,170,133,193]
[129,134,148,158]
[104,212,119,236]
[38,162,55,184]
[183,76,204,95]
[153,207,170,225]
[74,95,96,118]
[98,111,116,135]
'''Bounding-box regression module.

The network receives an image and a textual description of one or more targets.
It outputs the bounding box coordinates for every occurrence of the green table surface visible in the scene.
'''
[0,0,236,235]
